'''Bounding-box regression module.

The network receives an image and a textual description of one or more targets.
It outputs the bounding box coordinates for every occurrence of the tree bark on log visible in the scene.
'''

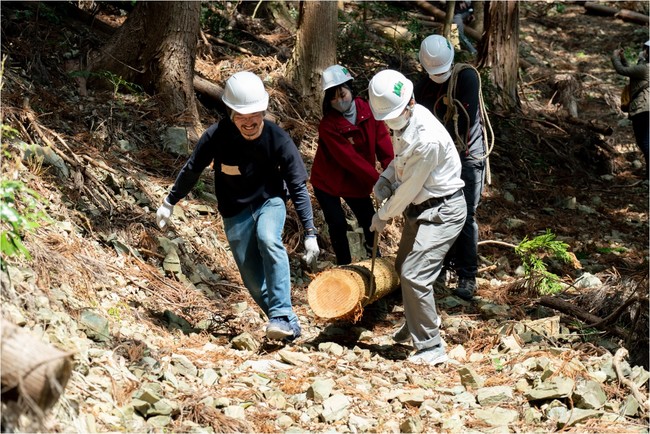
[308,257,400,321]
[1,320,74,412]
[412,0,483,41]
[583,2,649,25]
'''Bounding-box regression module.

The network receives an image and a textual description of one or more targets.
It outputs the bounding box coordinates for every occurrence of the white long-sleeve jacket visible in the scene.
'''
[377,104,465,221]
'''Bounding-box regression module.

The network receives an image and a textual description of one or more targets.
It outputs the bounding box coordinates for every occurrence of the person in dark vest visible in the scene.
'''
[414,34,489,301]
[156,71,319,342]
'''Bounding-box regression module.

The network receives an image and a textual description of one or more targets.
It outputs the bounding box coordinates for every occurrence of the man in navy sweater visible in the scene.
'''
[156,71,319,341]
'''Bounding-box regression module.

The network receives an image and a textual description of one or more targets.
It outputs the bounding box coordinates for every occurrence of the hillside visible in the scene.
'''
[1,1,648,432]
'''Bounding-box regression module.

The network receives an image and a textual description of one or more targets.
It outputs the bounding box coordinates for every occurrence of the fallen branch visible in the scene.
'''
[538,296,628,339]
[613,348,650,415]
[587,295,648,329]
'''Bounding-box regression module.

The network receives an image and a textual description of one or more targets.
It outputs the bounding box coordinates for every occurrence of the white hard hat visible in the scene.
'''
[419,35,455,75]
[368,69,414,120]
[222,71,269,114]
[322,65,353,91]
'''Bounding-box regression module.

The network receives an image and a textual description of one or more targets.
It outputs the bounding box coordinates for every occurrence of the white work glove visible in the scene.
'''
[156,198,174,229]
[302,235,320,269]
[373,176,393,203]
[370,213,387,233]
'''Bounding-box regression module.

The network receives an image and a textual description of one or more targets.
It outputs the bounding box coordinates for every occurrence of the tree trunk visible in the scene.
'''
[442,0,456,39]
[87,2,203,142]
[477,1,520,113]
[286,1,338,118]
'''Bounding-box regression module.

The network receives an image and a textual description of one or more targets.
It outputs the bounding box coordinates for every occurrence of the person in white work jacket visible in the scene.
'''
[367,69,467,365]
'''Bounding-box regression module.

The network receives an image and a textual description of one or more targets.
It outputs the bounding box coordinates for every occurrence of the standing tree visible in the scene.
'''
[286,1,338,117]
[86,2,203,141]
[477,1,520,112]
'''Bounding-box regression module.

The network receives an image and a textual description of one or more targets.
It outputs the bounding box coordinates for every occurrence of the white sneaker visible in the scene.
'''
[392,317,442,344]
[407,344,448,365]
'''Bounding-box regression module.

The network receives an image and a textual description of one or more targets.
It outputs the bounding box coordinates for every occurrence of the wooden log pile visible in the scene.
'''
[307,256,400,321]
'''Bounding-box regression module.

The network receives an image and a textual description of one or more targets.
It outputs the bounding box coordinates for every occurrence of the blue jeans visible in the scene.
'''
[222,197,297,324]
[445,158,485,278]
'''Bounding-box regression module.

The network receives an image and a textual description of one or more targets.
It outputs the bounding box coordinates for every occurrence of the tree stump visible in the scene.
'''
[307,256,400,321]
[1,320,74,412]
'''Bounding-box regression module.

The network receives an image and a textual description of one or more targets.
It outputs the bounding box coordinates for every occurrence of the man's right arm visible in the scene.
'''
[166,123,220,204]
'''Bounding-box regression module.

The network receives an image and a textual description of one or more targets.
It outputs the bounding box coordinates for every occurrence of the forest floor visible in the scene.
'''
[0,1,649,433]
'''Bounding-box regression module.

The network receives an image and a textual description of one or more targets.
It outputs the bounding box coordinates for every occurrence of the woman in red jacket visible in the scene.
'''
[310,65,394,265]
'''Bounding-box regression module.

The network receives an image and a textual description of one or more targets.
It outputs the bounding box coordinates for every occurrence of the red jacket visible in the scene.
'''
[311,97,394,198]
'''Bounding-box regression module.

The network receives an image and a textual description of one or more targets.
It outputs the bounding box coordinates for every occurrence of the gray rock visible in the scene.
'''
[458,366,485,389]
[474,407,519,426]
[572,379,606,409]
[525,377,574,401]
[318,342,344,356]
[320,394,350,423]
[231,332,259,352]
[79,309,110,342]
[278,349,311,365]
[22,142,70,178]
[349,413,374,432]
[162,127,189,156]
[223,405,246,420]
[557,408,603,428]
[399,416,423,433]
[307,378,335,403]
[171,353,198,377]
[620,395,639,417]
[476,386,514,405]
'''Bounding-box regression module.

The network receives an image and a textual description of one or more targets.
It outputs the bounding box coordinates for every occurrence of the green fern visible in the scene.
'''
[515,230,572,295]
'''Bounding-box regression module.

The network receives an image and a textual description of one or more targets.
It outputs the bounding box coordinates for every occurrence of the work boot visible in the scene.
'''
[454,277,477,301]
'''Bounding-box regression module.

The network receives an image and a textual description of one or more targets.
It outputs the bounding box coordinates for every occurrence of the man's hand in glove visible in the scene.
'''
[370,213,387,233]
[302,235,320,268]
[156,198,174,229]
[373,176,393,203]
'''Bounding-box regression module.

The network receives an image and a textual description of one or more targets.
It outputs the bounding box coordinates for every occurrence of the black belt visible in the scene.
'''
[409,190,463,214]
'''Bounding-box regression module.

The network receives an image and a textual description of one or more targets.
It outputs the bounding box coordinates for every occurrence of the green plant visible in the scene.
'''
[515,230,572,295]
[492,357,504,372]
[0,180,49,266]
[555,3,566,14]
[95,70,143,97]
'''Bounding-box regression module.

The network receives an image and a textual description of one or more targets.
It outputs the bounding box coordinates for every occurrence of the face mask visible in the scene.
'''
[430,70,452,84]
[332,97,353,113]
[385,107,411,130]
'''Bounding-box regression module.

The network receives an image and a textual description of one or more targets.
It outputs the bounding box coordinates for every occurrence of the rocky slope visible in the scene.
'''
[1,1,648,432]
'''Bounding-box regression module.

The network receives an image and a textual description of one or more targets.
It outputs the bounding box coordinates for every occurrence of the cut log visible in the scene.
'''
[1,320,74,412]
[583,2,649,25]
[308,256,400,321]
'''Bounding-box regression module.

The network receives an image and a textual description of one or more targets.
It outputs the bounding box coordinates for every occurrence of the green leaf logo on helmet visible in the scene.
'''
[393,81,404,97]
